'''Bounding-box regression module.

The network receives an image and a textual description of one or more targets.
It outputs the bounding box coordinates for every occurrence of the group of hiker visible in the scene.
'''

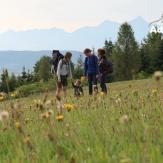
[50,48,113,97]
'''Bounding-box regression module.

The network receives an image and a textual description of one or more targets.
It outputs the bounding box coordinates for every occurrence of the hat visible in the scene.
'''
[52,50,62,56]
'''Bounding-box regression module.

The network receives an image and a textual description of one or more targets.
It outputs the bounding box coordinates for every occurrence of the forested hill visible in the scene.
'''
[0,50,83,74]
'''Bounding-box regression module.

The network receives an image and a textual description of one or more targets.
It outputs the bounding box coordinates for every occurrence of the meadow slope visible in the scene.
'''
[0,78,163,163]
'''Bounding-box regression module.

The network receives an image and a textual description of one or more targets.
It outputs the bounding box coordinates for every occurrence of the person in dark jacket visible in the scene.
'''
[98,49,108,94]
[84,48,99,95]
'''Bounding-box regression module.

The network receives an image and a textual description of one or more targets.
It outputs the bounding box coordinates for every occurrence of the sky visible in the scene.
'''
[0,0,162,32]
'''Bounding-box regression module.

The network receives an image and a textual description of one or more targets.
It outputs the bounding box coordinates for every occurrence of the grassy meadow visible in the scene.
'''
[0,78,163,163]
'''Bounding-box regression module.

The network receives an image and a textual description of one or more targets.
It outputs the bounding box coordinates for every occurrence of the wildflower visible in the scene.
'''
[47,109,54,116]
[25,118,30,123]
[0,111,9,127]
[56,96,63,115]
[64,104,74,112]
[80,76,85,82]
[119,115,129,124]
[99,92,105,97]
[0,96,4,102]
[56,115,64,122]
[23,136,30,144]
[0,111,9,122]
[34,99,43,109]
[154,71,162,81]
[116,98,121,104]
[151,89,157,96]
[41,112,50,119]
[10,93,16,98]
[141,97,145,105]
[15,122,21,130]
[44,100,53,109]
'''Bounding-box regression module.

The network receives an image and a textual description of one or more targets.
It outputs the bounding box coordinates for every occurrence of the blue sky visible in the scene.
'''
[0,0,162,32]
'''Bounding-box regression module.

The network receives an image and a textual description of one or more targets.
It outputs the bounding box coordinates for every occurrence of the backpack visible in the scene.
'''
[100,59,113,75]
[50,50,64,74]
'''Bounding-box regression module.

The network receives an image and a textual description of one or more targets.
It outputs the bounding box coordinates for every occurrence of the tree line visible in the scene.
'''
[0,22,163,93]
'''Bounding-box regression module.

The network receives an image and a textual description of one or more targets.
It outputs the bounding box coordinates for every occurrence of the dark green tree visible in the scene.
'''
[104,40,114,57]
[35,56,52,82]
[140,32,162,73]
[9,73,17,91]
[73,55,84,79]
[0,69,10,93]
[112,22,140,81]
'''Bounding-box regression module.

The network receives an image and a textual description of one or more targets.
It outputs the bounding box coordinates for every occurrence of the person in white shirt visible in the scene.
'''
[56,52,72,97]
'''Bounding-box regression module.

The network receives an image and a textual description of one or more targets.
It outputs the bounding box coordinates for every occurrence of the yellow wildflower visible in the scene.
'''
[0,96,4,102]
[151,89,157,96]
[56,115,64,121]
[64,104,74,112]
[99,92,105,97]
[15,122,21,129]
[80,76,85,82]
[10,93,16,98]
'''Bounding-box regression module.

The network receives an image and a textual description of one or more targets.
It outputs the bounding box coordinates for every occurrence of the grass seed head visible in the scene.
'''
[154,71,162,81]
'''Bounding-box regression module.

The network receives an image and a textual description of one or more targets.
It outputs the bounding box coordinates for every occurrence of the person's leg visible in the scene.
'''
[100,74,107,94]
[56,80,62,96]
[92,73,98,93]
[62,76,68,98]
[88,74,93,95]
[63,87,67,98]
[92,73,97,85]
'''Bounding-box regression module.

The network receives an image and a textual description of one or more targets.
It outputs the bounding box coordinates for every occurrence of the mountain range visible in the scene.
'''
[0,50,83,74]
[0,16,150,74]
[0,17,149,51]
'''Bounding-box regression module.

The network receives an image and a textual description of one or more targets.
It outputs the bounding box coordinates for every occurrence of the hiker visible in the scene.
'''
[84,48,99,95]
[50,50,64,75]
[56,52,72,97]
[98,49,113,94]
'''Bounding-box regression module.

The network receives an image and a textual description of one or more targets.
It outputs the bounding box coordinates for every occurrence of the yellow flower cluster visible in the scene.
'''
[56,115,64,121]
[64,104,74,112]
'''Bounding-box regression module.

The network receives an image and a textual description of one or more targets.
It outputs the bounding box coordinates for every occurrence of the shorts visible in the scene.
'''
[57,75,68,88]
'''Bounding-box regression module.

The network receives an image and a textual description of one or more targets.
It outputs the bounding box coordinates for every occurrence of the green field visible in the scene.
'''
[0,78,163,163]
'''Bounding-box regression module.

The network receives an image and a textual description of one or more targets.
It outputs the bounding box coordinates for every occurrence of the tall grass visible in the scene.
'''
[0,78,163,163]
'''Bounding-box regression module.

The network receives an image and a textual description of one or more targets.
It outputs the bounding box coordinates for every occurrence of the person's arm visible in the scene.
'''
[57,60,62,81]
[72,81,75,88]
[68,62,73,79]
[95,56,99,75]
[84,58,88,76]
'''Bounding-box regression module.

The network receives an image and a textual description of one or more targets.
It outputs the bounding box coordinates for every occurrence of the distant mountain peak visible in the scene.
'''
[0,17,149,50]
[130,16,148,24]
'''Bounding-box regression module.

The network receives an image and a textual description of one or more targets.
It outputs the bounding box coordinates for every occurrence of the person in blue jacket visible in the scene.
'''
[84,48,99,95]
